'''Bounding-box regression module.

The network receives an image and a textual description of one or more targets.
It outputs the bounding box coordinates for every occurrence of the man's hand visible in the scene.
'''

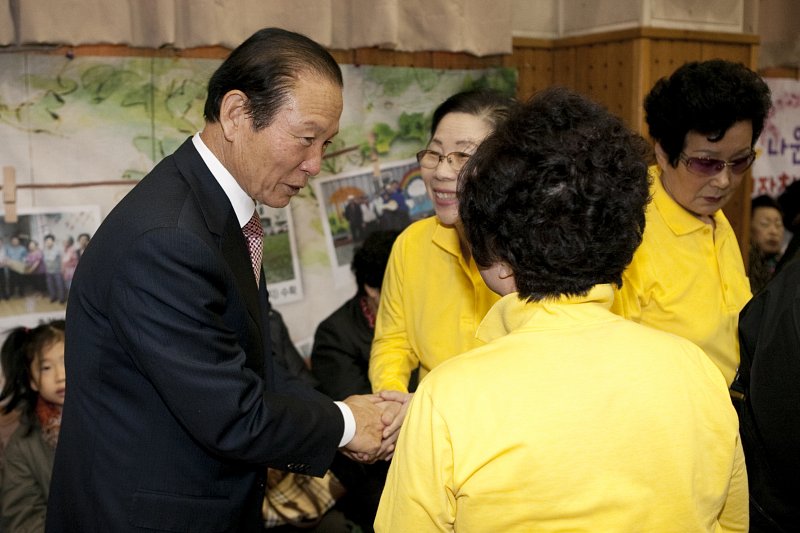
[341,394,384,461]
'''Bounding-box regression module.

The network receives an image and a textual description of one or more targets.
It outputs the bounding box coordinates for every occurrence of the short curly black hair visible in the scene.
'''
[459,87,651,301]
[351,230,400,295]
[645,59,772,167]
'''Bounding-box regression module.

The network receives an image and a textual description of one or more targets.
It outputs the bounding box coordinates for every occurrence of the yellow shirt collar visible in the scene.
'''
[650,165,726,237]
[431,219,462,257]
[476,285,615,343]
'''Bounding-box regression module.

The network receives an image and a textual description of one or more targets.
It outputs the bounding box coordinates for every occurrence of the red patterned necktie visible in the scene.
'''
[242,211,264,285]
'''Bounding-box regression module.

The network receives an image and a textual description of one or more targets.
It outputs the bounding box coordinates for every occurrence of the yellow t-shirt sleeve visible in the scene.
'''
[374,386,455,532]
[369,237,418,393]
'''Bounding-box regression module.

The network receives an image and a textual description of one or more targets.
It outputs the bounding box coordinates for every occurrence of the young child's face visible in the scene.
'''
[30,340,66,405]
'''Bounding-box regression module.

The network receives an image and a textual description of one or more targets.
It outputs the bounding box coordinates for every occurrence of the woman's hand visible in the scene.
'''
[374,390,414,460]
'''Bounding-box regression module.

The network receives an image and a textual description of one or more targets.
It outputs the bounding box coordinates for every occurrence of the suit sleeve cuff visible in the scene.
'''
[335,401,355,447]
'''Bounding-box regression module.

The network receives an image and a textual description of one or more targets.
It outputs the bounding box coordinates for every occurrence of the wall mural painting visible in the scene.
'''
[0,51,516,342]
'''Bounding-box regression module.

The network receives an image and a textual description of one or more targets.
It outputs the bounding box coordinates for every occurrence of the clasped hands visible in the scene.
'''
[341,390,413,463]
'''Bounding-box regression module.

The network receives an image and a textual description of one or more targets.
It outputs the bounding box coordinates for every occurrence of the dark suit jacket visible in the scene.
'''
[46,139,344,533]
[736,258,800,531]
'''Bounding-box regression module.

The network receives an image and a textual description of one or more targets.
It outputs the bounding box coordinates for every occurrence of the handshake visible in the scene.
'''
[340,391,413,463]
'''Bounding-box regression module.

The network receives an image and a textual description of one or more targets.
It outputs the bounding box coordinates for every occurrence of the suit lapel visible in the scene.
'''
[173,138,267,373]
[220,215,263,333]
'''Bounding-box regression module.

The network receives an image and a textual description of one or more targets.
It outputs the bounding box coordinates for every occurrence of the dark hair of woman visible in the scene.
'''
[644,59,772,167]
[203,27,343,130]
[459,87,651,301]
[429,89,517,138]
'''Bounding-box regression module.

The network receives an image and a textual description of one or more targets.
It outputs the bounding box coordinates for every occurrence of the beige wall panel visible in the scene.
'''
[560,0,642,35]
[330,0,399,50]
[648,0,744,32]
[0,0,13,45]
[512,0,559,39]
[394,0,513,56]
[174,0,334,49]
[18,0,139,45]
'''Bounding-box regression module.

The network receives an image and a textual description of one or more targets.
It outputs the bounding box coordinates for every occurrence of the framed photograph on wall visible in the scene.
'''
[257,203,304,306]
[0,205,102,332]
[314,158,433,284]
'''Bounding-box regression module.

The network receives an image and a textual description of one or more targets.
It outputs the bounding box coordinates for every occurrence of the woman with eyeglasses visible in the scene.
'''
[611,59,772,387]
[368,90,517,458]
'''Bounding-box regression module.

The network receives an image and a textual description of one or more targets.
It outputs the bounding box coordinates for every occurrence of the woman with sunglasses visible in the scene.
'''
[612,59,772,387]
[368,90,517,457]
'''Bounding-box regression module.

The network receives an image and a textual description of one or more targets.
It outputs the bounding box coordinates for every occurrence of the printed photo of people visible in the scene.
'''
[315,158,433,273]
[0,206,101,328]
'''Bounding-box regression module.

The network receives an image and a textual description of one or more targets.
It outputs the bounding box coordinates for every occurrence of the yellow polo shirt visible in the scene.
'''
[369,216,499,393]
[375,288,748,532]
[611,166,751,385]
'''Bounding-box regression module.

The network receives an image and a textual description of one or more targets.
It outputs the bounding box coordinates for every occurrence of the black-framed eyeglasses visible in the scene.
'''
[678,152,756,177]
[416,150,471,171]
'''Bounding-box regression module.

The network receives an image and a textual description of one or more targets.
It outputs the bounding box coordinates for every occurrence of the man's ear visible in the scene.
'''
[218,90,249,141]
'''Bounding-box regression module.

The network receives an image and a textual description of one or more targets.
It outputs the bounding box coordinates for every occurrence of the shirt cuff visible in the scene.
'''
[335,401,356,447]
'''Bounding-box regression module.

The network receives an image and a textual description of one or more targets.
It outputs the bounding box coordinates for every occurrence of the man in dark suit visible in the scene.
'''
[46,28,384,533]
[735,257,800,532]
